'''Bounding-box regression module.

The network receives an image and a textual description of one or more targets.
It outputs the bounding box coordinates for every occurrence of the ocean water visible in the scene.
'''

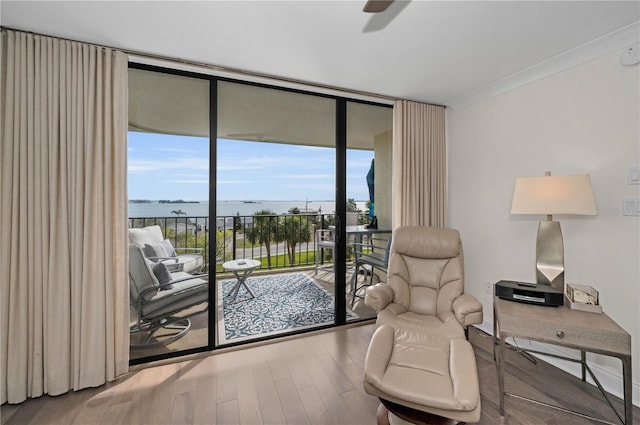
[128,200,368,218]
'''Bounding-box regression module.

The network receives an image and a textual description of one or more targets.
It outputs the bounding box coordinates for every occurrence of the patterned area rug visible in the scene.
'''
[217,272,357,343]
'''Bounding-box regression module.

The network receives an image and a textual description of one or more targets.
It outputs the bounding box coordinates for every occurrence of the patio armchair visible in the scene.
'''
[315,228,336,274]
[350,236,392,304]
[129,225,204,273]
[128,244,209,348]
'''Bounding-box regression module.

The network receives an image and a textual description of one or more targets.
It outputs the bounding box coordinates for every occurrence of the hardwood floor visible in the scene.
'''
[2,324,638,425]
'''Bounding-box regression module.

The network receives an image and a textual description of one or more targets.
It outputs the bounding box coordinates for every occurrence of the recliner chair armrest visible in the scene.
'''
[453,294,483,327]
[365,283,394,312]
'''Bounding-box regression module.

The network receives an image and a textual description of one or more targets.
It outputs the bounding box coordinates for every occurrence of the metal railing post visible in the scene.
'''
[232,222,237,260]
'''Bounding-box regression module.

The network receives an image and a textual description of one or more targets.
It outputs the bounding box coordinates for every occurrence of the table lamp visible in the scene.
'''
[510,172,597,290]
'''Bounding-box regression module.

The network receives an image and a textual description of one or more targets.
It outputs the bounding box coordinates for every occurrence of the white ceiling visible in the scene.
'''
[128,68,393,148]
[2,1,639,108]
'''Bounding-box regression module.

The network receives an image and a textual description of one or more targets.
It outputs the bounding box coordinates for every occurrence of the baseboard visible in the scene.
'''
[475,320,639,408]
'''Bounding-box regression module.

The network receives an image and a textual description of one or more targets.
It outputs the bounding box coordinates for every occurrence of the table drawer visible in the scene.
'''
[500,313,630,355]
[528,326,623,354]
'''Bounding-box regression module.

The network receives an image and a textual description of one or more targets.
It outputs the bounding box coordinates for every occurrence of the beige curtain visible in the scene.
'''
[392,100,446,229]
[0,30,129,404]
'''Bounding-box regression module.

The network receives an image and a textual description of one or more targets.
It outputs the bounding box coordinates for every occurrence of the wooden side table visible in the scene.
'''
[493,295,632,424]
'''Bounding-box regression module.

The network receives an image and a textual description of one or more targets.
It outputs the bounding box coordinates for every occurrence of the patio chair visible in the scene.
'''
[315,228,336,274]
[351,236,392,304]
[129,225,204,273]
[128,244,209,348]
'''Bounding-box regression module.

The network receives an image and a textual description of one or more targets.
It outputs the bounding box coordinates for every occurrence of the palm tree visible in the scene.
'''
[244,209,278,268]
[280,214,313,266]
[346,198,360,213]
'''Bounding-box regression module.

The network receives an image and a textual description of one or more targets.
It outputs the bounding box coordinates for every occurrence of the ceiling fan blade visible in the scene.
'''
[363,1,410,32]
[363,0,395,13]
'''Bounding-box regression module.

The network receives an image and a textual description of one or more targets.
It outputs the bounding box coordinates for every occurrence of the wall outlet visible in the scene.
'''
[623,198,640,216]
[628,165,640,185]
[485,281,493,295]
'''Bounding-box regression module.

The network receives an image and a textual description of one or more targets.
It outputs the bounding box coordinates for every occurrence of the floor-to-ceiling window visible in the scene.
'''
[346,101,393,321]
[127,66,212,362]
[127,64,392,363]
[215,81,337,346]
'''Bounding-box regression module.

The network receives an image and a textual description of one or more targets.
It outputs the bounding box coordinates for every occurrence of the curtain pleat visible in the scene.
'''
[1,30,129,404]
[392,100,446,228]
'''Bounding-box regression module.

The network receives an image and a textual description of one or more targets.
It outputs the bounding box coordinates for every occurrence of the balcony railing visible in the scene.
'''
[128,212,364,272]
[128,215,211,269]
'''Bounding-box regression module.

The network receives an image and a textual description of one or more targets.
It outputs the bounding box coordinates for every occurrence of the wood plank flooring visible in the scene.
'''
[2,324,638,424]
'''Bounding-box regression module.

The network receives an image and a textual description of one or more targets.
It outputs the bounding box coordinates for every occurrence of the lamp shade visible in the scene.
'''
[511,174,597,216]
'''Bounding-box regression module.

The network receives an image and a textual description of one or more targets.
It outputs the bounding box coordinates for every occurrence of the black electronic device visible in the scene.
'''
[495,280,564,306]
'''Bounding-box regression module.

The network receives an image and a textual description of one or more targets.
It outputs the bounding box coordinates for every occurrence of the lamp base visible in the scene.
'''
[536,220,564,290]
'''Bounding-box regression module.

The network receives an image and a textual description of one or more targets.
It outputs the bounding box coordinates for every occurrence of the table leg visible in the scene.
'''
[493,301,497,362]
[228,275,242,302]
[240,269,256,298]
[229,269,256,302]
[349,234,364,304]
[498,330,506,416]
[622,355,633,425]
[581,351,586,382]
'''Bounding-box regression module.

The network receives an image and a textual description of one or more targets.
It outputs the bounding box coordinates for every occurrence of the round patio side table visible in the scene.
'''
[222,259,261,302]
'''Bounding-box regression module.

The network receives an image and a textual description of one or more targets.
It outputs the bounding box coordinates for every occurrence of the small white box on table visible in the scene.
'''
[565,284,602,313]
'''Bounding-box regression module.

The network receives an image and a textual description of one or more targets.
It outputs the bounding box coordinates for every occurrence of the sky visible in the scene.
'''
[128,131,375,201]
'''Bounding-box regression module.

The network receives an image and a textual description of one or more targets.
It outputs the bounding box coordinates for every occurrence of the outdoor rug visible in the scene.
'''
[217,272,357,343]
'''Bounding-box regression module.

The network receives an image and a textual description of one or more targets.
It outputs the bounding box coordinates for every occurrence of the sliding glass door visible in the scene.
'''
[215,81,338,346]
[128,66,211,362]
[345,102,393,322]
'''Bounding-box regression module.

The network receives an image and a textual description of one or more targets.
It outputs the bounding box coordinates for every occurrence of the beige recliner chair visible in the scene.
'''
[363,226,483,423]
[365,226,482,336]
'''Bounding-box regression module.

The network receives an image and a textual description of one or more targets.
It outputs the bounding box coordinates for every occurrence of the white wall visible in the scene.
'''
[447,49,640,403]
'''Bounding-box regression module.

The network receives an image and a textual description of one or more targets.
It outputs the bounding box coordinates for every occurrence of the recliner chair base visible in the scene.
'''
[377,399,461,425]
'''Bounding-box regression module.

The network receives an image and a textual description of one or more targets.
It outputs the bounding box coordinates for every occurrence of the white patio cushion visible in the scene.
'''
[128,244,160,302]
[129,225,164,247]
[144,239,177,261]
[130,226,204,273]
[169,254,205,274]
[141,273,209,320]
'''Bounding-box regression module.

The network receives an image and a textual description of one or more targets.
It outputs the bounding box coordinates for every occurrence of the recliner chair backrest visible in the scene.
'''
[387,226,464,317]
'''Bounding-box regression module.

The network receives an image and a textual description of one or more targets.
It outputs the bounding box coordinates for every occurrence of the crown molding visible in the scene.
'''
[447,21,640,110]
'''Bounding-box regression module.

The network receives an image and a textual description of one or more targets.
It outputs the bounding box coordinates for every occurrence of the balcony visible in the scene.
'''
[128,212,377,360]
